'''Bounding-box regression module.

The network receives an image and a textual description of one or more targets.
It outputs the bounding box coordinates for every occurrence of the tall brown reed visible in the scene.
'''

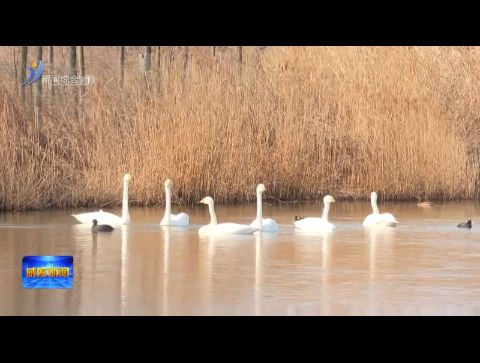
[0,46,479,211]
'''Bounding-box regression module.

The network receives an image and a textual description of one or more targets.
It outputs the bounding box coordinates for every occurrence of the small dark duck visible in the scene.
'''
[92,219,114,232]
[457,220,472,228]
[294,216,305,221]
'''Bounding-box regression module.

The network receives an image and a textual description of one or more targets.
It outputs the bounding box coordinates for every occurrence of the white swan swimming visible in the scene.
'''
[363,192,398,227]
[72,173,132,226]
[250,184,279,232]
[159,179,190,226]
[294,195,336,232]
[198,196,259,235]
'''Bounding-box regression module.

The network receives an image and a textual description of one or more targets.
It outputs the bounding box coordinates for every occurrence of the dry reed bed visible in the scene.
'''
[0,46,479,211]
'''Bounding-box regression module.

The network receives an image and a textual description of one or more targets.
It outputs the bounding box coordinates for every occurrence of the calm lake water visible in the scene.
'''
[1,200,479,315]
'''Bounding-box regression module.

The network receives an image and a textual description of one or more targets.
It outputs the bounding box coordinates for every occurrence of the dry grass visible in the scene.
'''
[0,46,479,211]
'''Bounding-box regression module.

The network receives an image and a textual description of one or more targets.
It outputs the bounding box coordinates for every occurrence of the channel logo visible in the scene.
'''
[22,256,73,289]
[23,60,44,85]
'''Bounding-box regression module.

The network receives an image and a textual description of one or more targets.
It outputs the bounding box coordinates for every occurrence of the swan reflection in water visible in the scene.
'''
[160,226,170,315]
[366,226,395,279]
[365,226,395,314]
[120,225,130,315]
[72,222,121,314]
[320,231,333,315]
[198,231,217,315]
[198,232,258,315]
[292,229,333,315]
[255,232,262,315]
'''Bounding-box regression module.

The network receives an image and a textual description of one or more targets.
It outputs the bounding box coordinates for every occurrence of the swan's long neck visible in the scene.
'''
[207,201,218,226]
[122,180,130,222]
[371,196,380,214]
[322,201,331,221]
[163,186,172,223]
[255,190,263,227]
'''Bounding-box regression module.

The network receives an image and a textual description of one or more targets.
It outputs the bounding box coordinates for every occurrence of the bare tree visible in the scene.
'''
[167,46,175,91]
[139,46,152,91]
[48,46,54,97]
[77,46,85,118]
[237,46,243,75]
[13,47,18,92]
[77,46,85,97]
[118,46,125,89]
[183,46,190,72]
[138,53,145,93]
[20,46,27,104]
[182,46,190,89]
[155,46,162,93]
[145,46,152,70]
[69,46,78,119]
[145,46,152,89]
[33,46,42,135]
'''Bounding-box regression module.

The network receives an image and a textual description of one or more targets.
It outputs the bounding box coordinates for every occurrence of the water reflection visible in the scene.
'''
[365,226,395,315]
[198,232,256,315]
[198,232,212,314]
[255,232,261,315]
[120,226,128,315]
[161,226,170,316]
[366,227,395,279]
[321,231,332,316]
[288,229,333,315]
[1,201,480,315]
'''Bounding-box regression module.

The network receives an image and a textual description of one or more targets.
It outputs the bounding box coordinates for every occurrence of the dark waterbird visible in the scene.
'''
[457,220,472,228]
[294,216,305,221]
[92,219,114,232]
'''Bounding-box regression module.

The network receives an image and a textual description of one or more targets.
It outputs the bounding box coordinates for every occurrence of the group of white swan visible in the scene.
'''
[71,174,398,235]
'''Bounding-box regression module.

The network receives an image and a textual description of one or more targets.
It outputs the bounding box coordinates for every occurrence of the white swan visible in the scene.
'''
[294,195,336,232]
[72,173,132,226]
[250,184,279,232]
[198,196,259,235]
[159,179,190,226]
[363,192,398,227]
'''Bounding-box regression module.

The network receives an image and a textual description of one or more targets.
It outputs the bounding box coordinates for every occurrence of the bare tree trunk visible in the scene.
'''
[145,46,151,90]
[13,48,18,95]
[20,46,27,105]
[69,46,77,77]
[182,46,190,89]
[138,53,145,94]
[33,46,42,137]
[145,46,152,70]
[69,46,78,119]
[77,46,85,97]
[167,46,175,91]
[48,46,54,97]
[237,46,243,75]
[118,46,125,89]
[183,46,189,72]
[139,46,152,93]
[155,46,162,93]
[77,46,85,119]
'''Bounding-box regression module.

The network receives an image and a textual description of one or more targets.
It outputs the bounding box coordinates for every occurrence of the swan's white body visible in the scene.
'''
[72,174,131,227]
[159,179,190,226]
[199,196,259,235]
[294,195,336,232]
[363,192,398,227]
[250,184,279,232]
